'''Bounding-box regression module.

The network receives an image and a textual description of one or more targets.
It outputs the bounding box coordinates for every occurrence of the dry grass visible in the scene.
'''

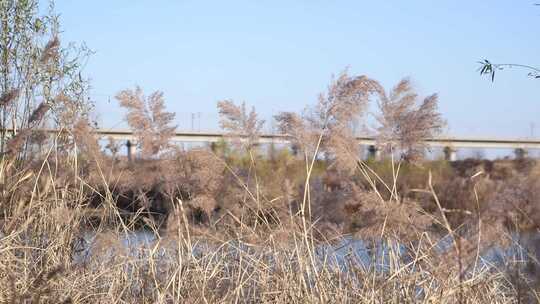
[5,4,538,301]
[1,147,539,303]
[0,60,539,303]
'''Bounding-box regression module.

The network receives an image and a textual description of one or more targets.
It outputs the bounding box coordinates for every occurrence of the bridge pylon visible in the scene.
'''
[443,146,457,161]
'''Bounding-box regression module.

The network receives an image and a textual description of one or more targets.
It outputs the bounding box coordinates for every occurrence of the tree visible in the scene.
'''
[0,0,92,154]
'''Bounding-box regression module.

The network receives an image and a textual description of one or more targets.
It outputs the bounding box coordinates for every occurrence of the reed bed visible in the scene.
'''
[1,134,540,303]
[0,8,538,300]
[0,74,539,303]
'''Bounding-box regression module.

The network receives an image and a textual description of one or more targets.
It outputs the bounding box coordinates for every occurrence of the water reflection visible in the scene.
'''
[76,229,540,278]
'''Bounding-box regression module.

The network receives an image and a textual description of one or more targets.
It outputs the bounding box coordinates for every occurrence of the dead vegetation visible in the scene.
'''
[1,2,540,302]
[116,86,177,158]
[375,78,446,162]
[2,67,540,302]
[2,144,540,303]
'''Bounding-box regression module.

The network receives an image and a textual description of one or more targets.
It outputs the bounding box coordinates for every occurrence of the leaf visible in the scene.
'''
[479,65,487,75]
[33,18,43,32]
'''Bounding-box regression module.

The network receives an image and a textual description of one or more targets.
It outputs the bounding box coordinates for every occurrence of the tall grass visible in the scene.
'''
[1,76,540,303]
[0,4,538,300]
[1,145,539,303]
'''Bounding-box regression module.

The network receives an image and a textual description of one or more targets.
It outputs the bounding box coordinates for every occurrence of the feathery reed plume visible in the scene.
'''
[5,129,32,155]
[29,102,50,124]
[276,69,384,172]
[40,36,60,63]
[217,99,264,149]
[274,111,314,155]
[116,86,177,158]
[376,78,445,161]
[0,88,19,107]
[72,118,102,160]
[312,73,382,132]
[320,74,387,172]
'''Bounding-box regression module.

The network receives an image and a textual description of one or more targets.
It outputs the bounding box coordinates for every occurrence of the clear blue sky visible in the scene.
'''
[55,0,539,138]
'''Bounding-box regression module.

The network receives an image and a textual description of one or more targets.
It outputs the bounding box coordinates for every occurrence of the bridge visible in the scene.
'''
[7,128,539,161]
[91,129,540,161]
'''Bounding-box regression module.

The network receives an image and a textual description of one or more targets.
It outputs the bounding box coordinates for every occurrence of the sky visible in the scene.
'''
[55,0,540,140]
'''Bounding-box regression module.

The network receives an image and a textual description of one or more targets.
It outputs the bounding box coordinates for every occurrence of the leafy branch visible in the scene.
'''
[478,59,540,81]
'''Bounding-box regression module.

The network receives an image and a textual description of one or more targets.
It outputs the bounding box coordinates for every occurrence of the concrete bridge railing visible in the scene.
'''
[4,128,539,161]
[102,129,539,161]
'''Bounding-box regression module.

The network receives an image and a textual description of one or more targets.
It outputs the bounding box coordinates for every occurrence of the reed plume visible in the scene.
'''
[376,78,446,161]
[217,99,264,149]
[274,110,318,157]
[29,102,51,124]
[5,130,29,155]
[276,70,384,172]
[0,89,19,107]
[40,36,60,63]
[72,118,102,160]
[116,86,177,158]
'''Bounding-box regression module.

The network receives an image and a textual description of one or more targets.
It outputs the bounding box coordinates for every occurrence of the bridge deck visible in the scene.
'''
[4,129,540,149]
[96,129,540,149]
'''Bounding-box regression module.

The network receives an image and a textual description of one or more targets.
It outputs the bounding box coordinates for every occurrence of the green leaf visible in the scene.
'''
[33,18,42,32]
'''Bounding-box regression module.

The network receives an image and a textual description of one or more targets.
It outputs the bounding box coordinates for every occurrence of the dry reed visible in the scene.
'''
[1,70,539,304]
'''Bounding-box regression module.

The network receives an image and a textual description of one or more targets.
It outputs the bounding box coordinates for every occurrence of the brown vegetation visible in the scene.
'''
[0,3,539,302]
[116,86,177,158]
[1,67,539,302]
[218,99,265,150]
[376,78,446,161]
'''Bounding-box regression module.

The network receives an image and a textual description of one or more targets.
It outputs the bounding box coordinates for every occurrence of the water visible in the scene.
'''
[75,229,540,278]
[75,229,157,263]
